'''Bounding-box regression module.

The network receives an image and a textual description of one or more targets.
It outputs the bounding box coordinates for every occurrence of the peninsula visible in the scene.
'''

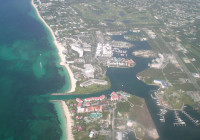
[65,91,159,140]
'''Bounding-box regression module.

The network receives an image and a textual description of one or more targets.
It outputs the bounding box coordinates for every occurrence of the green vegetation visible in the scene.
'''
[72,1,158,27]
[164,87,195,109]
[128,95,143,106]
[115,93,157,139]
[124,32,144,41]
[137,68,165,84]
[74,80,111,94]
[102,112,109,120]
[74,131,89,140]
[116,102,130,113]
[134,124,145,140]
[147,37,170,53]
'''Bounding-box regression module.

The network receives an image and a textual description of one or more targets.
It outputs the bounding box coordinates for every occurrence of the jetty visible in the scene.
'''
[173,111,186,126]
[182,110,200,126]
[151,93,157,100]
[158,108,167,122]
[51,93,67,95]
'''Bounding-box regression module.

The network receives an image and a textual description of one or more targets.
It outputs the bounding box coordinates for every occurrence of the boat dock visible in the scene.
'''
[151,93,157,100]
[173,111,186,126]
[158,108,167,122]
[182,110,200,126]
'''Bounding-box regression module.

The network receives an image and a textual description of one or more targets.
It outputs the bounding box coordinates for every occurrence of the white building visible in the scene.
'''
[71,43,84,57]
[83,64,94,78]
[82,42,91,52]
[96,43,112,57]
[77,108,85,113]
[154,80,169,88]
[102,43,112,57]
[80,79,108,87]
[89,130,94,138]
[150,54,165,69]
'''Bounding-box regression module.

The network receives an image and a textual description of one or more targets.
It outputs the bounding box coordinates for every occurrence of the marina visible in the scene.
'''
[158,108,167,122]
[151,93,157,100]
[182,110,200,126]
[113,48,128,57]
[173,111,186,126]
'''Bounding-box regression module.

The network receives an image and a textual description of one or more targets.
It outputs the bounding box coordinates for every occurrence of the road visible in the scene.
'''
[111,104,116,140]
[156,33,200,91]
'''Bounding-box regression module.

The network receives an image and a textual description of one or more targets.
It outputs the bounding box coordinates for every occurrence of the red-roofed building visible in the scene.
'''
[84,95,106,102]
[124,113,129,118]
[84,108,88,112]
[76,126,83,131]
[76,98,83,103]
[77,102,82,108]
[93,106,103,112]
[100,95,106,100]
[94,106,98,111]
[72,110,76,113]
[99,106,103,112]
[111,91,119,101]
[127,59,135,67]
[85,102,91,107]
[93,97,100,100]
[85,97,93,102]
[76,116,83,120]
[88,106,94,112]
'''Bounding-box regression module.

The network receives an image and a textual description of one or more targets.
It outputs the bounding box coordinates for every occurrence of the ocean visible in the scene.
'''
[0,0,200,140]
[0,0,70,139]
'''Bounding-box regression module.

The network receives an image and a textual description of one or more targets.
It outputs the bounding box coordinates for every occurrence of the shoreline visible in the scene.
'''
[31,0,77,93]
[31,1,76,140]
[60,101,74,140]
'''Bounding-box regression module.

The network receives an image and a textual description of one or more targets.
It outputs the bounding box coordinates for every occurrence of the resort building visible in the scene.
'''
[111,91,119,101]
[76,98,83,103]
[77,108,85,113]
[82,42,91,52]
[71,43,84,57]
[154,80,169,88]
[83,64,94,78]
[117,91,130,97]
[84,95,106,102]
[96,43,112,57]
[77,102,82,108]
[150,54,165,69]
[80,79,108,87]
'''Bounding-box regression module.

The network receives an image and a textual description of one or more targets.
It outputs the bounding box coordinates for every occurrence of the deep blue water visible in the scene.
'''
[0,0,70,139]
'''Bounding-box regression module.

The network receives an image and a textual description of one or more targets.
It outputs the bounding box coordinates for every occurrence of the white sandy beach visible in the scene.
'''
[31,1,76,140]
[60,101,74,140]
[31,0,77,93]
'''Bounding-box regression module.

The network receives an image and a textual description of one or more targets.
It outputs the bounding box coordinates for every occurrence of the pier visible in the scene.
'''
[151,93,157,100]
[51,93,67,95]
[173,111,186,126]
[182,110,200,126]
[158,108,167,122]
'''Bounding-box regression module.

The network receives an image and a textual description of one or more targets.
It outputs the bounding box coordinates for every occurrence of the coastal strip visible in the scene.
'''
[60,101,74,140]
[31,1,76,140]
[50,100,74,140]
[31,0,77,93]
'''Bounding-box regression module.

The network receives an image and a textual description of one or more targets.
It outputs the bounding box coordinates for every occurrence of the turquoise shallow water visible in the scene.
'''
[0,0,71,139]
[53,102,67,140]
